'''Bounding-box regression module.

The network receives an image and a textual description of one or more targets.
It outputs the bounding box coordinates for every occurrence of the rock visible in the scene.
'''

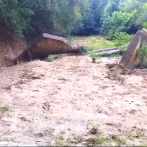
[111,135,117,139]
[90,128,97,135]
[35,133,44,138]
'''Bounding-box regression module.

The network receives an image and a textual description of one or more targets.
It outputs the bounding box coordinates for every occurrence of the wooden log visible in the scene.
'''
[88,47,119,54]
[88,45,127,54]
[97,49,121,56]
[69,45,84,53]
[48,48,122,60]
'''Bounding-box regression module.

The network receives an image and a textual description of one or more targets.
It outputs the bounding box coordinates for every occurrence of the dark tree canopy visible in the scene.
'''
[0,0,147,40]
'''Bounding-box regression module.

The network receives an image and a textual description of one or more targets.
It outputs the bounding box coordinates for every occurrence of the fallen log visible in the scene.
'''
[97,49,121,56]
[88,47,119,54]
[47,48,122,61]
[89,45,127,54]
[69,45,85,53]
[16,32,125,62]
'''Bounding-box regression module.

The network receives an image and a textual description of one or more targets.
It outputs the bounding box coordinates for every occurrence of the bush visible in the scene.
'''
[46,55,53,62]
[113,32,132,47]
[138,45,147,68]
[143,22,147,29]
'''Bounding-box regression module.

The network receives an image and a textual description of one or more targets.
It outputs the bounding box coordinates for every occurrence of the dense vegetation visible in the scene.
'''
[0,0,147,41]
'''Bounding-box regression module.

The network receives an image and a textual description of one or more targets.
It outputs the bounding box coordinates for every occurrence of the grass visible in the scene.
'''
[108,53,121,58]
[90,53,100,63]
[55,138,64,146]
[70,36,116,51]
[0,135,4,141]
[94,137,108,145]
[47,129,147,147]
[53,138,74,146]
[127,128,144,138]
[115,136,127,146]
[0,135,14,142]
[0,105,10,115]
[87,136,127,146]
[138,45,147,68]
[80,124,146,146]
[109,69,125,84]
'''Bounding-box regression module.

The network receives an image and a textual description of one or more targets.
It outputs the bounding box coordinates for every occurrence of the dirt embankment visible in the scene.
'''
[0,28,26,67]
[0,55,147,146]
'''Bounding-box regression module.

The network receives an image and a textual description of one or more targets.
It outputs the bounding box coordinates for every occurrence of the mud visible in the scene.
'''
[0,55,147,145]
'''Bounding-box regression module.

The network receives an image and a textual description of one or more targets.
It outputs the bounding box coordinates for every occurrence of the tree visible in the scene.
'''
[0,0,34,38]
[0,0,90,39]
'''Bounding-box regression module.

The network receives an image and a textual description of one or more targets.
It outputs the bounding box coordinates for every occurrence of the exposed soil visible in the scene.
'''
[0,28,26,67]
[0,55,147,146]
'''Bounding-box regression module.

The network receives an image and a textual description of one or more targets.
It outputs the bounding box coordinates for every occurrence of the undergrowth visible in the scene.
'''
[107,68,125,84]
[112,32,132,47]
[46,55,53,62]
[0,105,10,115]
[70,36,116,51]
[138,45,147,68]
[90,53,100,63]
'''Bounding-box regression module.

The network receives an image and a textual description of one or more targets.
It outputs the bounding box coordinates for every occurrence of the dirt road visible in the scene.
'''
[0,55,147,146]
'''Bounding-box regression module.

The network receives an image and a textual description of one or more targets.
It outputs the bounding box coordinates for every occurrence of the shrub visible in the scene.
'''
[46,55,53,62]
[143,22,147,29]
[138,45,147,68]
[90,53,99,63]
[113,32,132,47]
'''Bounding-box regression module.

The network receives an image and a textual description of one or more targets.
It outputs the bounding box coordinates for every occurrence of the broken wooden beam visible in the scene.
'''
[115,30,143,74]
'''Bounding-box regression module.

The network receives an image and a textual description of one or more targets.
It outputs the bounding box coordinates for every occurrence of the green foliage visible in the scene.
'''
[46,55,53,62]
[94,137,108,145]
[75,0,147,37]
[0,0,90,39]
[110,68,125,84]
[113,32,132,47]
[55,138,63,146]
[0,105,10,115]
[1,0,147,42]
[0,0,34,38]
[106,11,135,39]
[143,22,147,29]
[108,53,121,58]
[134,3,147,29]
[115,136,126,146]
[100,0,147,38]
[90,53,99,63]
[78,48,87,55]
[138,45,147,68]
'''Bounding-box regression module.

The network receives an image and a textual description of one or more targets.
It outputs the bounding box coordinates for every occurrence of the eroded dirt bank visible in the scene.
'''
[0,55,147,146]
